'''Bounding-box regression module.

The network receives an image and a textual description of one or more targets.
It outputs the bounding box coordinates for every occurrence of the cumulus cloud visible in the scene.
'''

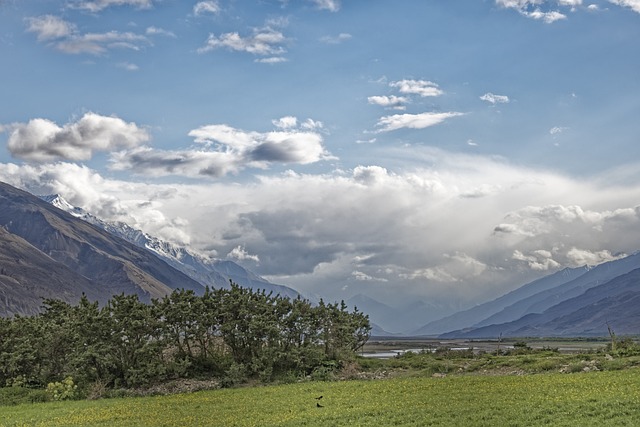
[5,113,150,162]
[367,95,409,110]
[512,249,560,270]
[227,245,260,263]
[609,0,640,13]
[375,112,464,132]
[566,248,626,266]
[389,79,443,97]
[198,27,287,56]
[26,16,150,55]
[193,0,220,15]
[480,92,510,104]
[110,118,332,178]
[495,0,569,23]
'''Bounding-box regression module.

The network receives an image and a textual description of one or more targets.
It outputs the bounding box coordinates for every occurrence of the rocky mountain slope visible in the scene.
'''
[0,182,204,315]
[41,194,301,300]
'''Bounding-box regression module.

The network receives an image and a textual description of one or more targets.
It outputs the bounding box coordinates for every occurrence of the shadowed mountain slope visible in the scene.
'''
[0,182,204,315]
[412,266,588,336]
[41,194,303,300]
[441,266,640,338]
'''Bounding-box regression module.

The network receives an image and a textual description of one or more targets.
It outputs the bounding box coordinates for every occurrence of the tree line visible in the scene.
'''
[0,282,370,390]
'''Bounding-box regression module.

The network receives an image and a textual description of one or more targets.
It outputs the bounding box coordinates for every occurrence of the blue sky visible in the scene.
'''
[1,0,640,315]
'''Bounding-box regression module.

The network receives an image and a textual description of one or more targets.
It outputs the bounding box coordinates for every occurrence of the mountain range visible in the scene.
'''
[41,194,301,301]
[3,180,640,337]
[430,252,640,338]
[0,182,300,316]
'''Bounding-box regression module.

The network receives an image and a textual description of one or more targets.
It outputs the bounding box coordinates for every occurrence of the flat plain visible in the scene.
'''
[2,368,640,427]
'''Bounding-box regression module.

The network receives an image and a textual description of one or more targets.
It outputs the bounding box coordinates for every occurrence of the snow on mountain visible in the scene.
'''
[41,194,302,300]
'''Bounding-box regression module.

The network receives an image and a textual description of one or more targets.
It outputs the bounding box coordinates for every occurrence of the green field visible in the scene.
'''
[2,369,640,427]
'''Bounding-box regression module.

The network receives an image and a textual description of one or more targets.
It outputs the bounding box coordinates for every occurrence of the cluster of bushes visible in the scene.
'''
[0,282,370,398]
[358,339,640,377]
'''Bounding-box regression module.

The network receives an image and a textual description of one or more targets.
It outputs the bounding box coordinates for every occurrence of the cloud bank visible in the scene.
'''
[3,147,640,307]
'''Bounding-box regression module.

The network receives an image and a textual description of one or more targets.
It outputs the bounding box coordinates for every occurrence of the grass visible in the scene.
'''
[3,368,640,426]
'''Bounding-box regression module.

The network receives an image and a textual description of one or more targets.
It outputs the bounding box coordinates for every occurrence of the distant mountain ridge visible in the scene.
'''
[412,266,590,336]
[41,194,301,301]
[430,252,640,338]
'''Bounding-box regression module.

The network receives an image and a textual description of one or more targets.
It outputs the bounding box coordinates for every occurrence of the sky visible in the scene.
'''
[1,0,640,313]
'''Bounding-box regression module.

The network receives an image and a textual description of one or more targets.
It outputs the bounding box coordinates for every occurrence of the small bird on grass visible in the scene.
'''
[315,396,323,400]
[316,402,324,408]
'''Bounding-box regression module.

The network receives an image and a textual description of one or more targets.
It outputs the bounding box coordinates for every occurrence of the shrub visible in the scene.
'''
[46,376,78,401]
[220,363,247,388]
[310,365,335,381]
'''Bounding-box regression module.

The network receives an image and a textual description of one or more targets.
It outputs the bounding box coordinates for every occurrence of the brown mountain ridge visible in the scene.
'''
[0,181,204,316]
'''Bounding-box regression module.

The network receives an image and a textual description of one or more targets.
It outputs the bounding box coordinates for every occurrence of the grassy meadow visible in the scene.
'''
[2,368,640,427]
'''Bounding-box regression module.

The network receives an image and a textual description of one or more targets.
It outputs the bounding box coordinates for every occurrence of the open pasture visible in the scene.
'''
[2,369,640,427]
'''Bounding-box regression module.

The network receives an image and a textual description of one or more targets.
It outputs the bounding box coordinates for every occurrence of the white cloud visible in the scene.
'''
[69,0,155,12]
[495,0,569,23]
[227,245,260,263]
[512,249,560,270]
[254,56,288,64]
[146,26,176,38]
[609,0,640,13]
[550,126,569,135]
[367,95,409,109]
[311,0,340,12]
[198,27,287,56]
[25,15,74,41]
[558,0,582,5]
[5,113,150,162]
[272,116,298,129]
[193,0,220,15]
[26,16,150,55]
[389,79,443,97]
[352,271,388,282]
[375,112,464,132]
[529,9,567,22]
[320,33,352,44]
[566,248,626,266]
[117,61,139,71]
[110,118,333,178]
[57,31,149,55]
[4,147,640,307]
[480,92,510,104]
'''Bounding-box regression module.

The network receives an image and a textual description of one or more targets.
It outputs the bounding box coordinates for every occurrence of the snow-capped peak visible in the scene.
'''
[40,194,83,216]
[39,194,302,300]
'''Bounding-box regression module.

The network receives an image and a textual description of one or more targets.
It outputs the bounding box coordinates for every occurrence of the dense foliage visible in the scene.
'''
[0,282,370,392]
